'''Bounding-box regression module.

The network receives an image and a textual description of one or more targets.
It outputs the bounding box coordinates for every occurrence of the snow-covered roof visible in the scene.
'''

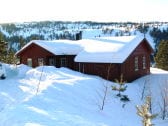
[16,35,153,63]
[75,35,152,63]
[16,39,83,55]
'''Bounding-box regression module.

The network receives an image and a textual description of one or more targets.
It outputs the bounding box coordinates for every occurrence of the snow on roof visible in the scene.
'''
[16,39,83,55]
[75,35,150,63]
[16,35,152,63]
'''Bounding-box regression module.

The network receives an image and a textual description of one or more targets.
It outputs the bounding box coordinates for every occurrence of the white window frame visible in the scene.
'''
[38,58,44,66]
[142,56,146,69]
[27,58,32,67]
[134,56,139,71]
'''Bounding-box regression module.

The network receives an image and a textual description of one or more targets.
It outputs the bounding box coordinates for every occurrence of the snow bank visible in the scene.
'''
[0,65,167,126]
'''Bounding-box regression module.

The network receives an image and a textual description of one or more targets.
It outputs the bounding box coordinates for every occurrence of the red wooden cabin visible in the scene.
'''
[16,36,153,82]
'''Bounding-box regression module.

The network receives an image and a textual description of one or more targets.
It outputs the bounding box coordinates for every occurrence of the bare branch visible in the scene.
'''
[36,66,44,95]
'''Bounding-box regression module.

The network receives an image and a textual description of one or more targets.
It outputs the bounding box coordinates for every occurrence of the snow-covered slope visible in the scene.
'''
[0,64,167,126]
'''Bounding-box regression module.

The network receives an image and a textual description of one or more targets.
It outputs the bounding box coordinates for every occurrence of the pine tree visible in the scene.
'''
[0,32,8,62]
[155,40,168,70]
[136,96,157,126]
[19,36,26,49]
[5,49,17,64]
[0,31,17,64]
[112,74,130,102]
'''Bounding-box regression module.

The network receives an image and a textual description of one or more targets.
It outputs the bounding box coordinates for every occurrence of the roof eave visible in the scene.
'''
[143,38,155,53]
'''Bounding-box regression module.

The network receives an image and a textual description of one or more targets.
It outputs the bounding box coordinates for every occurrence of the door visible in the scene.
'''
[49,57,55,66]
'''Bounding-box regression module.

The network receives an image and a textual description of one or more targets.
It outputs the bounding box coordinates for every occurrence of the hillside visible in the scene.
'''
[0,21,168,52]
[0,64,168,126]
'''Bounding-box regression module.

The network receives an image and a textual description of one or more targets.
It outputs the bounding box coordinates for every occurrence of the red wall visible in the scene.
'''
[121,40,152,81]
[18,43,56,67]
[17,39,153,82]
[17,43,77,69]
[77,40,153,82]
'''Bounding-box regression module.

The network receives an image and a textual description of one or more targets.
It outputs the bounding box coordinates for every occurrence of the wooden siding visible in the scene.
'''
[17,43,77,69]
[17,39,153,82]
[77,39,153,82]
[53,55,77,69]
[77,63,121,81]
[18,43,54,67]
[121,40,151,81]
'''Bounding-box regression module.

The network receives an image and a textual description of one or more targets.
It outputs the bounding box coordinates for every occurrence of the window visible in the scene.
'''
[60,58,67,67]
[78,63,81,72]
[142,56,146,69]
[49,58,55,66]
[82,64,85,73]
[38,58,44,66]
[134,56,139,71]
[27,58,32,67]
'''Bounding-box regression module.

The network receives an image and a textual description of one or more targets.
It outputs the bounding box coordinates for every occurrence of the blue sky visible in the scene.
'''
[0,0,168,23]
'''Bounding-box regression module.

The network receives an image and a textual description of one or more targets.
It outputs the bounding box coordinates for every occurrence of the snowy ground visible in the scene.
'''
[0,64,168,126]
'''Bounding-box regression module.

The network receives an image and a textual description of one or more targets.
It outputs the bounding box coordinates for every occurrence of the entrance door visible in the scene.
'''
[60,58,67,67]
[49,58,55,66]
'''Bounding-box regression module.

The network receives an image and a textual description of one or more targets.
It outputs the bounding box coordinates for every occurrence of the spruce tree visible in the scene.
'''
[0,31,17,64]
[0,32,8,62]
[112,74,130,102]
[155,40,168,70]
[5,49,17,64]
[112,74,127,97]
